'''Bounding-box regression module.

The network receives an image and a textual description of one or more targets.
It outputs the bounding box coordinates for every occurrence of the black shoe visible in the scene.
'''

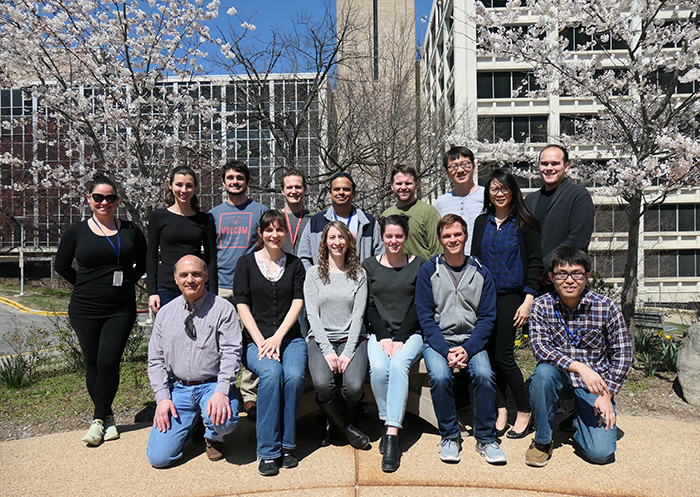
[320,417,335,447]
[379,425,388,454]
[258,458,279,476]
[496,425,509,438]
[282,449,298,469]
[319,395,370,450]
[507,416,534,439]
[344,423,370,450]
[381,434,400,473]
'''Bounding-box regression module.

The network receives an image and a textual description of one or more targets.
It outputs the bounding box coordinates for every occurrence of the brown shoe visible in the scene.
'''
[205,439,225,461]
[244,401,257,421]
[525,440,553,467]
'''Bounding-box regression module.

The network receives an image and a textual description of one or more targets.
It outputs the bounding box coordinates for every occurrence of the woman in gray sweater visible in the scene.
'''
[304,221,369,449]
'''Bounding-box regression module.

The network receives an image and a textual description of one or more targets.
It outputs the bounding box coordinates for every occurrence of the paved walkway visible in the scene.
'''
[2,408,699,497]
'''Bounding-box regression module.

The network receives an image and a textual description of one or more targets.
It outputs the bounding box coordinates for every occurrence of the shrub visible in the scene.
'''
[1,317,51,380]
[0,355,27,389]
[635,328,680,378]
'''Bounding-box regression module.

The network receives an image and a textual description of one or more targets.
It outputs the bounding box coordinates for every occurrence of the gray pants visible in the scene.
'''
[307,338,368,405]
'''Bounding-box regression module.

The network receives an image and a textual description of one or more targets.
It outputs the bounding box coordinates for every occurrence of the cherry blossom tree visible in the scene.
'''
[474,0,700,329]
[0,0,226,230]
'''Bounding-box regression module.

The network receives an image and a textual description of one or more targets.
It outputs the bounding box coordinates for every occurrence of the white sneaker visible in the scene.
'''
[476,441,507,464]
[103,416,120,441]
[81,419,104,446]
[439,437,461,463]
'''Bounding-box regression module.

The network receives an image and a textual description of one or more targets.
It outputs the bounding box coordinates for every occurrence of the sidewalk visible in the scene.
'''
[2,409,699,497]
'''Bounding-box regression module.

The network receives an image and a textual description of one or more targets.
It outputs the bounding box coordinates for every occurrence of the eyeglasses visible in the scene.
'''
[489,187,511,195]
[89,193,118,204]
[447,160,473,172]
[552,271,586,281]
[184,314,197,340]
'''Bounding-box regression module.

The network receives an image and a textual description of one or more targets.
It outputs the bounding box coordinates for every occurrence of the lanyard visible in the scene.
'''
[333,207,355,230]
[554,308,579,346]
[91,216,121,263]
[284,208,303,248]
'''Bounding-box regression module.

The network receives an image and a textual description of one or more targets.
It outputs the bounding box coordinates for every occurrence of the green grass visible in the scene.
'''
[0,284,71,312]
[626,380,649,394]
[0,361,153,426]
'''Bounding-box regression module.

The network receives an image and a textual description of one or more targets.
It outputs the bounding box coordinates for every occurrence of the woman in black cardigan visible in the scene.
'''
[233,210,306,477]
[471,168,543,439]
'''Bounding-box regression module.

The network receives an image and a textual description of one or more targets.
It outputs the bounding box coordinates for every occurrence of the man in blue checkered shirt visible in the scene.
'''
[526,247,632,467]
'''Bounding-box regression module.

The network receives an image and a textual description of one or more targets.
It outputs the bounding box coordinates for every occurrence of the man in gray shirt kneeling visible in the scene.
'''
[147,255,242,468]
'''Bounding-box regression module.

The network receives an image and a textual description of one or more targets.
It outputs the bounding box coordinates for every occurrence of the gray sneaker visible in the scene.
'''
[439,437,461,463]
[476,441,507,464]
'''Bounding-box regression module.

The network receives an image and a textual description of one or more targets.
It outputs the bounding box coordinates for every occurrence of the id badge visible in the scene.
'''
[113,270,124,287]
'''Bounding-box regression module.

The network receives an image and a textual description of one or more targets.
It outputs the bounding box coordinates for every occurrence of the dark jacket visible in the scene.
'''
[524,178,595,267]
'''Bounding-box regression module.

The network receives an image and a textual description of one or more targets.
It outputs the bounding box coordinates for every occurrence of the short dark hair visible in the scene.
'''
[390,164,418,183]
[547,246,591,273]
[539,144,569,165]
[443,146,475,169]
[437,213,468,238]
[282,169,307,189]
[330,171,356,192]
[379,214,410,238]
[221,160,250,183]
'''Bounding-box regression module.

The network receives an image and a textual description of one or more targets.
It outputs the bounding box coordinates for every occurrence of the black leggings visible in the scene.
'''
[487,293,530,412]
[70,311,136,420]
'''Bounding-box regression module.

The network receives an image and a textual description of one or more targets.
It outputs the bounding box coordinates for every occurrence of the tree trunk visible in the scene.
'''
[621,191,642,355]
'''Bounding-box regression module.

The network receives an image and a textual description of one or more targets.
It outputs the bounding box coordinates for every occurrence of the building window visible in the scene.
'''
[592,251,626,278]
[478,116,548,143]
[594,205,629,233]
[645,204,698,232]
[477,71,539,99]
[645,250,700,278]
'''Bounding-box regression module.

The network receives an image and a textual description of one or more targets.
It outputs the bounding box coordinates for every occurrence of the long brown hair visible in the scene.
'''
[317,221,362,284]
[164,166,200,211]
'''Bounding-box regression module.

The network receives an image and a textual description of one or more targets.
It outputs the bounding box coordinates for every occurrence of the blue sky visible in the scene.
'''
[218,0,434,48]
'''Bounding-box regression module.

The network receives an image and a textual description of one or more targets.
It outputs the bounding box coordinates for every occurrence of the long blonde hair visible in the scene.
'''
[317,221,362,284]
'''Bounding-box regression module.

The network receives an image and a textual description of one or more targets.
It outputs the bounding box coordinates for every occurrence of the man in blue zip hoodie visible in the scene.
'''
[416,213,506,465]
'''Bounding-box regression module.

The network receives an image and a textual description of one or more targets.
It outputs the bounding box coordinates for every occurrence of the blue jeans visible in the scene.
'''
[146,381,239,468]
[243,337,307,459]
[368,334,423,429]
[530,363,617,464]
[422,344,497,442]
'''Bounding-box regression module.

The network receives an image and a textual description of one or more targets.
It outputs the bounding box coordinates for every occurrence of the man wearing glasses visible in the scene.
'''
[297,171,383,269]
[526,247,632,467]
[434,147,484,255]
[146,255,242,468]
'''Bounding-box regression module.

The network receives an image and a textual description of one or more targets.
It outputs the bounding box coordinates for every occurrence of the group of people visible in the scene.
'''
[55,143,632,477]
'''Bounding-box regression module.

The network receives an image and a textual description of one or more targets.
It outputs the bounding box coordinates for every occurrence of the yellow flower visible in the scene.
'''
[514,339,522,347]
[665,335,671,340]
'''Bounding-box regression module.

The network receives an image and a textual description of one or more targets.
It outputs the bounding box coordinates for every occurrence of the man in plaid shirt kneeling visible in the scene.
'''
[526,247,632,467]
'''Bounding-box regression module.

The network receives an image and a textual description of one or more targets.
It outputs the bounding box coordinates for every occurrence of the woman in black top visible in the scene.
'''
[233,210,306,477]
[362,214,425,472]
[147,166,217,313]
[55,173,147,446]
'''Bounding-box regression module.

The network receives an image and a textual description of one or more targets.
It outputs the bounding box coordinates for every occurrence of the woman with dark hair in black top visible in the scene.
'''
[233,210,307,477]
[55,173,147,446]
[147,166,217,313]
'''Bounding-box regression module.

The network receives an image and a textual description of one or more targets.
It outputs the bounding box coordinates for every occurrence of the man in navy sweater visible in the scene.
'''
[416,214,506,465]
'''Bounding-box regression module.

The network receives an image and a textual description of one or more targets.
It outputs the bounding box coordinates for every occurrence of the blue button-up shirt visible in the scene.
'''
[530,290,632,394]
[480,213,525,295]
